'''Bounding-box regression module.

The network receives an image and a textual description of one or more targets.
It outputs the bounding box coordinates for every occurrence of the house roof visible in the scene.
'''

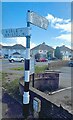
[31,42,54,52]
[59,45,71,52]
[2,44,26,50]
[12,52,21,55]
[2,46,11,49]
[12,44,26,49]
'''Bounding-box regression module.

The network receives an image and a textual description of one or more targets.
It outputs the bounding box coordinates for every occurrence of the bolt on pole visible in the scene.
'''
[23,10,30,118]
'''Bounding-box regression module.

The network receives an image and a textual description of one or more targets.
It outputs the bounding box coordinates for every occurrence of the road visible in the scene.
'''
[1,59,73,88]
[0,59,48,75]
[1,59,24,75]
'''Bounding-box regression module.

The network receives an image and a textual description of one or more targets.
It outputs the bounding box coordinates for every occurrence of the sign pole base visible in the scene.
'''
[23,104,29,118]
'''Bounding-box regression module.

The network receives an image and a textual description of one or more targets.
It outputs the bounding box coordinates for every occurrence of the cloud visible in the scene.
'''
[30,42,36,49]
[16,37,36,49]
[46,13,71,47]
[54,22,71,32]
[55,33,71,42]
[1,37,36,49]
[46,13,71,33]
[46,14,64,24]
[0,42,13,46]
[1,37,17,46]
[16,37,26,47]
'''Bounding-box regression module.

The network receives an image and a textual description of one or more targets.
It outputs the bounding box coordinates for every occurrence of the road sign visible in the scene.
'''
[27,11,49,30]
[2,27,31,38]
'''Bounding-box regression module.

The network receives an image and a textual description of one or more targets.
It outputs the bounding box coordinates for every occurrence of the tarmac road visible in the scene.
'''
[1,59,48,74]
[1,59,72,88]
[1,59,24,75]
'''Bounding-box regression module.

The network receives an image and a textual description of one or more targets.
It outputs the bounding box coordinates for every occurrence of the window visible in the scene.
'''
[39,50,43,53]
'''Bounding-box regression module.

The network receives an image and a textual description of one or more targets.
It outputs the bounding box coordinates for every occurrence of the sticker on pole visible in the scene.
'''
[27,11,49,30]
[2,27,31,38]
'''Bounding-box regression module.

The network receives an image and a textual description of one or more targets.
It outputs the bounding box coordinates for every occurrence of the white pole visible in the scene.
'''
[23,10,30,118]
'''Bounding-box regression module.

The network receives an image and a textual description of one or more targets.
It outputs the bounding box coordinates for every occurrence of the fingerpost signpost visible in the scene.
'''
[2,10,49,119]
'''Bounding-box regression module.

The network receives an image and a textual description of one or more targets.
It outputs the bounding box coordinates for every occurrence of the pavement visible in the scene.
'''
[2,89,23,119]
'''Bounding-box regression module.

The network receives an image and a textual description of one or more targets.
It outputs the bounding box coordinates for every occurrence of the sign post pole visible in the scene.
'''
[23,10,49,118]
[23,10,30,118]
[2,10,49,119]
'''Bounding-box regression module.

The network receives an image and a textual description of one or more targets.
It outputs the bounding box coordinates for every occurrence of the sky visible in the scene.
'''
[1,2,72,49]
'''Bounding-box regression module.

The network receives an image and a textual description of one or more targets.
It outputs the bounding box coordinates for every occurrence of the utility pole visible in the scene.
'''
[23,10,30,118]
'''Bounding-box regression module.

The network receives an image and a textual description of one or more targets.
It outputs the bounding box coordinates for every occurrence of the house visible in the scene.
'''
[2,43,72,60]
[2,44,26,58]
[30,42,54,58]
[59,45,72,60]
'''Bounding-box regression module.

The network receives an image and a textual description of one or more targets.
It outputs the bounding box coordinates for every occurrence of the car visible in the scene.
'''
[69,58,73,67]
[8,55,24,63]
[4,54,8,59]
[52,57,58,60]
[48,57,58,60]
[35,59,39,62]
[39,58,47,62]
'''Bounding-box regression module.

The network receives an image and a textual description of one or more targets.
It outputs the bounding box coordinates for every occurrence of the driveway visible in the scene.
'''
[58,67,72,88]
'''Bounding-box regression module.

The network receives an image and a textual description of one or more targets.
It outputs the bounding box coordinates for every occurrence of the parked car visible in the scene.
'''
[8,55,24,63]
[36,59,39,62]
[48,57,58,60]
[0,55,3,59]
[69,58,73,67]
[39,58,47,62]
[4,54,8,59]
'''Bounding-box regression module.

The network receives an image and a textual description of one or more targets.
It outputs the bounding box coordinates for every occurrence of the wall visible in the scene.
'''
[19,83,73,119]
[34,72,59,92]
[48,60,69,69]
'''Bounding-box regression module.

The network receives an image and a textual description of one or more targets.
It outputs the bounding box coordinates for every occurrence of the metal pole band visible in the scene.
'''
[23,10,30,118]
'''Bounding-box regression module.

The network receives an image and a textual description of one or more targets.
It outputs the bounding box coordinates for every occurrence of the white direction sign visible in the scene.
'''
[27,11,49,30]
[2,27,31,38]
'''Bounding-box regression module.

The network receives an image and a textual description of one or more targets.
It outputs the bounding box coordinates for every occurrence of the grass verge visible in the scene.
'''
[35,65,48,73]
[2,72,22,102]
[10,67,24,71]
[10,65,48,73]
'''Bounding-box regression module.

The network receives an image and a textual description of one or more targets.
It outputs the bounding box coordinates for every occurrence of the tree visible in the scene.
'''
[54,47,62,59]
[47,51,52,59]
